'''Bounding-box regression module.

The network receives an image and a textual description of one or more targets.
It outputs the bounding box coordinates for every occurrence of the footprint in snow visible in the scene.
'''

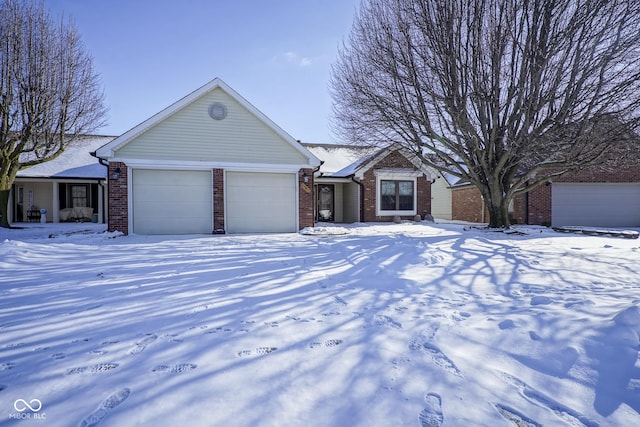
[374,315,402,329]
[0,362,15,371]
[237,347,278,357]
[499,319,517,330]
[129,334,157,355]
[422,343,463,377]
[334,296,348,306]
[419,393,443,427]
[78,388,130,427]
[204,327,233,335]
[67,363,118,375]
[309,339,343,349]
[499,372,598,427]
[152,364,197,373]
[410,340,463,377]
[494,403,541,427]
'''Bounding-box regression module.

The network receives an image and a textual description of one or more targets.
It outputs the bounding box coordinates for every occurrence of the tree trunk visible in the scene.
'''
[483,186,511,229]
[486,199,510,228]
[0,188,10,228]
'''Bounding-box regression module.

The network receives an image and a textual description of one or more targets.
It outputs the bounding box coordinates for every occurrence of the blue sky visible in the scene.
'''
[45,0,361,143]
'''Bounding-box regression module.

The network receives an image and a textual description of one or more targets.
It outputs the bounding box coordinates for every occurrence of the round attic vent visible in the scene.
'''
[208,102,227,120]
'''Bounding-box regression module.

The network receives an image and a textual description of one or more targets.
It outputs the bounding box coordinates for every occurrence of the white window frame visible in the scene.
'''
[375,169,421,216]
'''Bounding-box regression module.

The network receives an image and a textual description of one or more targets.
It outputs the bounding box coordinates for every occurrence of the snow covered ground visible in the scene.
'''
[1,221,640,426]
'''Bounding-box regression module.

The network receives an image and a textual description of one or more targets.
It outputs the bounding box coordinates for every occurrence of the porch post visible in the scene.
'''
[98,182,104,223]
[52,182,60,223]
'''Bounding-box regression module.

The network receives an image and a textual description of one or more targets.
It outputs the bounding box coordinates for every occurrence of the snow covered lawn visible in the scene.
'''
[1,222,640,426]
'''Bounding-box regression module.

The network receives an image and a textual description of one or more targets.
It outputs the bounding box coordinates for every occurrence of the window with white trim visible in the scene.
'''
[375,170,420,216]
[381,180,414,211]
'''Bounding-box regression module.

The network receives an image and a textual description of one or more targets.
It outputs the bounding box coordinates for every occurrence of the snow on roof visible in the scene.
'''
[17,135,115,179]
[303,143,374,176]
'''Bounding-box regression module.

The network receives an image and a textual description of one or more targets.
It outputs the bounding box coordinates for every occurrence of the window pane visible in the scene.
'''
[398,181,413,210]
[71,185,87,207]
[399,195,413,210]
[398,181,413,196]
[381,180,396,195]
[380,180,396,210]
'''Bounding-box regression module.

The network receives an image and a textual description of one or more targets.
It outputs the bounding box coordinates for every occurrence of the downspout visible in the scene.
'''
[350,174,365,223]
[525,181,530,225]
[311,161,324,223]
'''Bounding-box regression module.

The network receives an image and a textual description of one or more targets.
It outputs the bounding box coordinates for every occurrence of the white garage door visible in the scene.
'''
[132,169,213,234]
[226,171,297,233]
[552,183,640,227]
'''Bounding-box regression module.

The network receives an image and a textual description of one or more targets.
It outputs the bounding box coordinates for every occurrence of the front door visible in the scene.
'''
[317,184,334,222]
[15,186,24,222]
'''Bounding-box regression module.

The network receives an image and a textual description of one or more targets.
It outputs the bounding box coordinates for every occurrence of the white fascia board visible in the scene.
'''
[374,168,424,178]
[115,158,308,173]
[314,177,355,184]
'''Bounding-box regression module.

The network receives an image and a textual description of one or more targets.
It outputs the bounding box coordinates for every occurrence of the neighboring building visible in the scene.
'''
[450,119,640,228]
[10,135,112,224]
[95,78,321,235]
[450,163,640,227]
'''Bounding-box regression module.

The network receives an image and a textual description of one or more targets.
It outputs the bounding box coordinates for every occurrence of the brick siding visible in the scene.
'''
[451,186,486,223]
[359,150,432,222]
[299,168,314,229]
[107,162,128,234]
[213,168,225,233]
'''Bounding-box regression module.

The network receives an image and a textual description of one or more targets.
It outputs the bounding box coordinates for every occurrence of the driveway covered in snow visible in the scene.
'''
[1,222,639,426]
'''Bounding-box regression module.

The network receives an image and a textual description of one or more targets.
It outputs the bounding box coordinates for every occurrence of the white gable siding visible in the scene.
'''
[431,174,452,220]
[114,88,307,165]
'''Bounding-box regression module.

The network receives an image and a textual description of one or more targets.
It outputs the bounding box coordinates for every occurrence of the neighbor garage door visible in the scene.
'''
[132,169,213,234]
[552,183,640,227]
[226,171,296,233]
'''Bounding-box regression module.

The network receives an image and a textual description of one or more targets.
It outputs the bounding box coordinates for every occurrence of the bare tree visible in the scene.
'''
[331,0,640,228]
[0,0,107,227]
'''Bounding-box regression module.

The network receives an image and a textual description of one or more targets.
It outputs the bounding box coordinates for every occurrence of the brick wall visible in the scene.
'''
[526,184,552,225]
[451,186,531,224]
[107,162,128,234]
[359,150,432,222]
[298,168,314,229]
[451,186,486,223]
[213,168,225,233]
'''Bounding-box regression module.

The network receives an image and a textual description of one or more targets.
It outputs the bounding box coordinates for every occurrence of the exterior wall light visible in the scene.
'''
[111,167,121,180]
